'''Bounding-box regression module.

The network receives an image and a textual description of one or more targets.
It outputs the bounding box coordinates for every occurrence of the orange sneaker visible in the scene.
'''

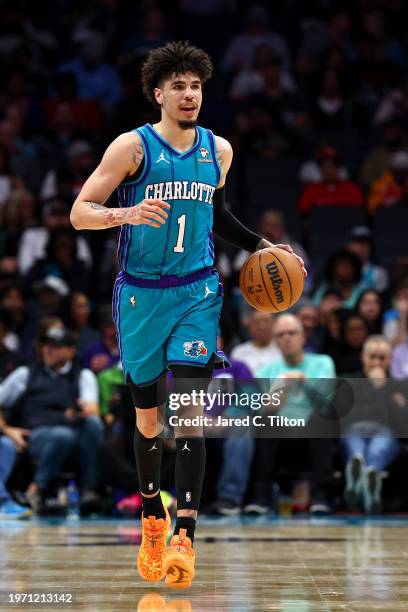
[162,528,195,589]
[137,508,171,582]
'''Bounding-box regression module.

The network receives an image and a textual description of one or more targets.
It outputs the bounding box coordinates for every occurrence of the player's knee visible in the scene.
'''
[136,409,161,438]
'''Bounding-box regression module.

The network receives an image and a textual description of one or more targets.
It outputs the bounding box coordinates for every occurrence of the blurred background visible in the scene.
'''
[1,0,408,520]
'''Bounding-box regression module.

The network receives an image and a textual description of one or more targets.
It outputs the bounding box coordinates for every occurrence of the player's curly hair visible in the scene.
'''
[141,41,213,108]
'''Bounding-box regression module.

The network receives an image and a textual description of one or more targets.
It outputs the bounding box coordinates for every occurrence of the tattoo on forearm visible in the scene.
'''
[86,201,139,227]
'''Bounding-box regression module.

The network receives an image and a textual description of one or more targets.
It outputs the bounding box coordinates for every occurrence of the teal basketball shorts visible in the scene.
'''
[112,268,223,386]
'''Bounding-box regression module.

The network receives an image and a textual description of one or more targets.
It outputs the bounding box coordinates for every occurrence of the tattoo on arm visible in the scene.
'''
[132,142,144,171]
[86,201,139,227]
[216,145,227,169]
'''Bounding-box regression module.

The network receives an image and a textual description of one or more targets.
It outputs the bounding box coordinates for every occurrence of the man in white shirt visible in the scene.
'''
[18,198,92,275]
[231,309,281,375]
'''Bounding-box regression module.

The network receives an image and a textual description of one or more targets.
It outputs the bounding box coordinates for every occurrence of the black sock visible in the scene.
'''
[134,427,165,519]
[142,491,166,520]
[174,516,196,543]
[175,437,206,511]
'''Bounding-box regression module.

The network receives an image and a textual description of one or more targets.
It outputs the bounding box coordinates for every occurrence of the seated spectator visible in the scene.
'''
[0,308,26,382]
[19,277,68,359]
[346,226,389,292]
[0,118,43,193]
[231,106,291,160]
[244,56,308,144]
[0,143,25,207]
[43,72,102,134]
[62,292,101,351]
[32,316,64,358]
[296,7,354,76]
[248,314,336,514]
[221,5,290,75]
[383,277,408,346]
[391,336,408,379]
[342,336,405,513]
[299,143,349,184]
[298,147,364,215]
[0,284,26,347]
[24,227,91,295]
[361,9,407,73]
[230,309,281,374]
[65,140,96,198]
[310,68,350,130]
[360,119,406,188]
[374,83,408,126]
[119,6,168,66]
[58,35,124,109]
[0,186,36,278]
[18,197,92,275]
[367,151,408,213]
[40,168,75,204]
[313,249,367,309]
[297,303,324,353]
[80,305,120,374]
[356,289,384,334]
[328,311,369,376]
[0,308,29,519]
[0,326,103,513]
[232,210,309,291]
[229,44,296,102]
[210,358,256,516]
[318,288,343,328]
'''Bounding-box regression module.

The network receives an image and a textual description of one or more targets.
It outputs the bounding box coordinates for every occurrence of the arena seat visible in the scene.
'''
[308,206,368,272]
[245,156,301,237]
[372,207,408,268]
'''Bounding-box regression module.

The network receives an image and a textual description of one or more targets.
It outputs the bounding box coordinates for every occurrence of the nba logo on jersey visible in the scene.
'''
[198,147,212,163]
[183,340,208,358]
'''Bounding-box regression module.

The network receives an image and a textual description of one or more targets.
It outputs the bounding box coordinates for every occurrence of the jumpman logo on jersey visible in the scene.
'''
[204,282,215,298]
[155,149,170,164]
[148,443,158,452]
[182,441,191,452]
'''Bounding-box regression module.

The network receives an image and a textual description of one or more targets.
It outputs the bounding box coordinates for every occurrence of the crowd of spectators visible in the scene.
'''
[0,0,408,519]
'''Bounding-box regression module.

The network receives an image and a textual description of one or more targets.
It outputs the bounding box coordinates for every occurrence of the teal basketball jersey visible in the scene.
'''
[116,124,221,277]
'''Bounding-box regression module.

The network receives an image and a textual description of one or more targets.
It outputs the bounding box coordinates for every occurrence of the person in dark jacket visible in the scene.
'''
[341,335,407,513]
[0,326,103,512]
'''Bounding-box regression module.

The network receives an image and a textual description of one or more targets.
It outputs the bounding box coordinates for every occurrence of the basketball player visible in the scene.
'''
[71,41,306,588]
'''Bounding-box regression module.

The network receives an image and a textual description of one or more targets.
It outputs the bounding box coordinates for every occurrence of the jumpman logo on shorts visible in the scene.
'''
[204,282,215,298]
[148,443,158,452]
[155,149,170,164]
[182,441,191,452]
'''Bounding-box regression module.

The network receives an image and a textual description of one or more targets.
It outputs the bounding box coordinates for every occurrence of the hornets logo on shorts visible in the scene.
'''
[183,340,208,358]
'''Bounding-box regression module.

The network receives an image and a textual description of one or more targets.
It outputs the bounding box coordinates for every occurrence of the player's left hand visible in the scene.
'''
[257,238,307,277]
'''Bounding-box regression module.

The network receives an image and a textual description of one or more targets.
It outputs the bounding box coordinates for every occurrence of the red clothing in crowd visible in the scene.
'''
[298,180,365,214]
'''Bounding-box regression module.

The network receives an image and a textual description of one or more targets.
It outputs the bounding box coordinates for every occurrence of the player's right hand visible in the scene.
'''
[128,198,171,228]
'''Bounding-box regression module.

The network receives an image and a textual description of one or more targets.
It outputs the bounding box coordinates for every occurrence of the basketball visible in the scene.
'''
[239,247,304,313]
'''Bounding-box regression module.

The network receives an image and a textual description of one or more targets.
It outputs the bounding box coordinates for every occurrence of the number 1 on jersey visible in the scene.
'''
[173,214,186,253]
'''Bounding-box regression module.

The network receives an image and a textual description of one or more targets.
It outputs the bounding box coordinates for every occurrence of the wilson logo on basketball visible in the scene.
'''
[266,261,284,304]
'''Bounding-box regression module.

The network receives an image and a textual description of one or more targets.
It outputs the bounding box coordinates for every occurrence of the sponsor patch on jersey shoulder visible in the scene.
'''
[198,147,212,163]
[183,340,208,358]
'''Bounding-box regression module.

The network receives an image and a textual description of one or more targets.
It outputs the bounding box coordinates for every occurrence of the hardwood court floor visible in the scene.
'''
[1,515,408,611]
